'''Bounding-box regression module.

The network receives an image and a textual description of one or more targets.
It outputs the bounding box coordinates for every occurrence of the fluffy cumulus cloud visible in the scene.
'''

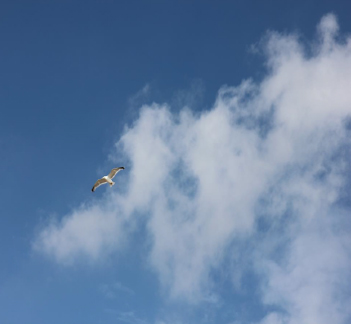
[33,198,127,265]
[34,14,351,324]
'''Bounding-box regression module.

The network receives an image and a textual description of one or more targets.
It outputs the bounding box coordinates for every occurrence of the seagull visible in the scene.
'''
[92,167,125,192]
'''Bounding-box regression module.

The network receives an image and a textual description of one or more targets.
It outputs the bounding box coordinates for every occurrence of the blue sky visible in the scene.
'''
[1,1,351,324]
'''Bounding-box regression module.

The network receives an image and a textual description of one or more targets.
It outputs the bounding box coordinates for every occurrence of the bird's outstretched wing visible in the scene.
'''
[108,167,125,179]
[92,178,108,192]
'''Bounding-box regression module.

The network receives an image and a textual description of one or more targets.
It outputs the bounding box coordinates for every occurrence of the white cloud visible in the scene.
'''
[34,13,351,324]
[105,310,148,324]
[128,84,151,108]
[258,221,351,324]
[99,281,135,299]
[33,198,127,265]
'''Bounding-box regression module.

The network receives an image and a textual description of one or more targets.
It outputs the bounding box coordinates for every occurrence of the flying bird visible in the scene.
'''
[92,167,125,192]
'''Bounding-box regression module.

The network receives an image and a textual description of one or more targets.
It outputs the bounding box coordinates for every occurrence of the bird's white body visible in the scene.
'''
[92,167,124,192]
[103,176,115,186]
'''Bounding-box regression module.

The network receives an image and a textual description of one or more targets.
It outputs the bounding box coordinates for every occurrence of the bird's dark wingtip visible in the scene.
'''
[91,188,94,192]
